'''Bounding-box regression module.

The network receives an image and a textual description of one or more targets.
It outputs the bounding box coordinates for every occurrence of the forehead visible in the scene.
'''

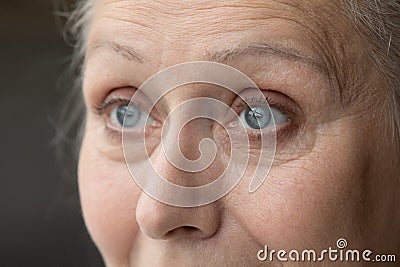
[91,0,330,31]
[87,0,346,54]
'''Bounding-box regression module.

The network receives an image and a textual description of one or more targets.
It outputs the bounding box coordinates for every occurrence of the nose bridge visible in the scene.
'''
[160,87,230,174]
[153,117,220,187]
[158,90,224,183]
[177,117,214,161]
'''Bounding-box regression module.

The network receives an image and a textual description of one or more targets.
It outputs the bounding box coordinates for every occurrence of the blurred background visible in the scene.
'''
[0,1,104,266]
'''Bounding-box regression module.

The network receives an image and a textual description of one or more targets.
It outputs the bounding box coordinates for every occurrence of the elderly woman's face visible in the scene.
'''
[78,0,397,266]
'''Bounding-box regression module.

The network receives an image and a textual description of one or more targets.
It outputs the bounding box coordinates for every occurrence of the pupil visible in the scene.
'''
[117,105,140,127]
[244,106,271,129]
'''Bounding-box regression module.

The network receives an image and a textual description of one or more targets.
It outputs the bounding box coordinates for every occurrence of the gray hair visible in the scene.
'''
[54,0,94,164]
[56,0,400,162]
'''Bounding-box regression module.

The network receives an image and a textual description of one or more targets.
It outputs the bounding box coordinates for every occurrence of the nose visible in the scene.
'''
[135,118,223,240]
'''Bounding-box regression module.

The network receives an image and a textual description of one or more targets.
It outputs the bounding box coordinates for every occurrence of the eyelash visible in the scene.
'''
[243,95,285,114]
[94,97,130,115]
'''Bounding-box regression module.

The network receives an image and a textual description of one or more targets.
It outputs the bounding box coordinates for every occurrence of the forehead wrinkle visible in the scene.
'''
[95,0,339,46]
[94,0,342,55]
[96,0,339,37]
[96,0,309,32]
[99,0,301,13]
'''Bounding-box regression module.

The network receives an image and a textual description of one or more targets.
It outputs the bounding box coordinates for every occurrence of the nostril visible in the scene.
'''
[181,226,197,230]
[181,226,199,232]
[165,226,202,239]
[136,193,221,241]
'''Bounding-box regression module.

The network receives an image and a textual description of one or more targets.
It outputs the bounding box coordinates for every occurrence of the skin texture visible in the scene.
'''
[78,0,400,266]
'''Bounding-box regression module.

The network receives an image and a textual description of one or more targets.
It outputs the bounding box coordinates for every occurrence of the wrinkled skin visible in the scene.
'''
[78,0,400,266]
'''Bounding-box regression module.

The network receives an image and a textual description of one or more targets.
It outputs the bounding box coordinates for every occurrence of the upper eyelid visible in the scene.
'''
[94,94,164,123]
[243,96,269,105]
[95,95,273,115]
[234,93,285,113]
[251,97,286,114]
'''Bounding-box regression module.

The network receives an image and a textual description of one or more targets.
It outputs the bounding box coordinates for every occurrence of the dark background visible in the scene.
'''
[1,1,104,266]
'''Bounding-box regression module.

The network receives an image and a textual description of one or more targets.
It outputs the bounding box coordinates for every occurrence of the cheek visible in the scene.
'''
[225,121,369,250]
[78,133,142,264]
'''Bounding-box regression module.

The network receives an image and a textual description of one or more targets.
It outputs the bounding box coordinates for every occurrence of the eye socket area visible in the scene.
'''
[227,89,293,131]
[95,88,298,143]
[93,87,161,132]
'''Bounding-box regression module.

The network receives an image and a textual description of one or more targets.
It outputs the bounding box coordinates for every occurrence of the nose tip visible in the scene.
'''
[136,193,221,240]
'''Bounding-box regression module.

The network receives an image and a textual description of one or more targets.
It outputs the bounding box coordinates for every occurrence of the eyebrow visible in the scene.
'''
[88,41,145,63]
[87,40,326,74]
[207,43,326,73]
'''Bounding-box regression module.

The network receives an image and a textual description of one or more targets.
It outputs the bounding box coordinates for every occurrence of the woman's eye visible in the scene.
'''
[239,106,288,129]
[110,104,154,128]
